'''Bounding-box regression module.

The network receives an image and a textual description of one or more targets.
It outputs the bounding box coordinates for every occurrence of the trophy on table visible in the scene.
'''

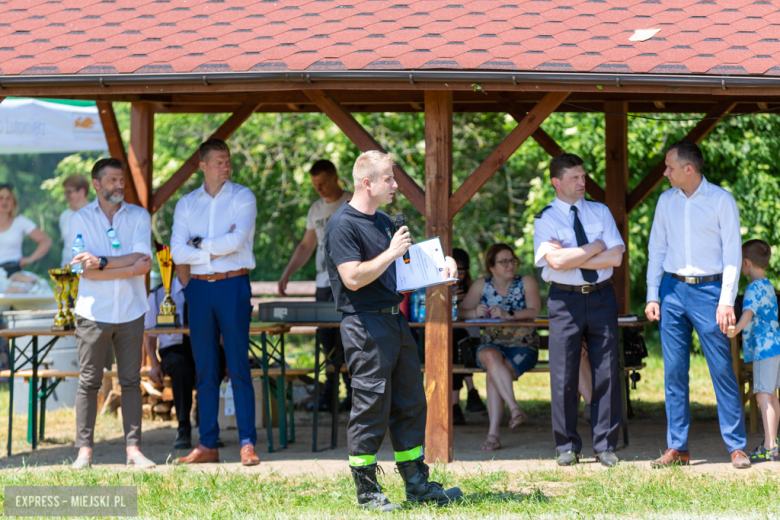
[49,267,79,331]
[155,245,180,328]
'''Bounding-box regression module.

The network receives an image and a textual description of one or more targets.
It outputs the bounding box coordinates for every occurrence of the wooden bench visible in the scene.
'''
[0,367,316,382]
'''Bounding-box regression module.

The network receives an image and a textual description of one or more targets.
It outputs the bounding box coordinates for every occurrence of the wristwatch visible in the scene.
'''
[98,256,108,271]
[192,237,203,249]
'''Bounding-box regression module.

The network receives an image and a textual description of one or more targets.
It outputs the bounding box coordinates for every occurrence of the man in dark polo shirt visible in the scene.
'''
[324,150,462,511]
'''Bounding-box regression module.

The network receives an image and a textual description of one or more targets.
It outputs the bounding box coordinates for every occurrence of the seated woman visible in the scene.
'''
[458,243,540,451]
[0,184,52,276]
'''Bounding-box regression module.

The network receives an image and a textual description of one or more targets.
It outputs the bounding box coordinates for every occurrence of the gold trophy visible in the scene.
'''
[49,267,79,331]
[156,246,179,328]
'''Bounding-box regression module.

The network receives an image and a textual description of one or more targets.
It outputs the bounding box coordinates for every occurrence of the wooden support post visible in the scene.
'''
[96,101,139,206]
[604,102,630,314]
[494,97,606,204]
[305,89,426,215]
[423,90,453,464]
[128,103,153,211]
[449,92,570,219]
[151,101,261,214]
[626,101,736,213]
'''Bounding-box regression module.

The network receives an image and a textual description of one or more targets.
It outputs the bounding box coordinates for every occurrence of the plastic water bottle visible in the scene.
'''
[411,291,419,322]
[452,295,458,321]
[71,234,84,274]
[418,290,426,322]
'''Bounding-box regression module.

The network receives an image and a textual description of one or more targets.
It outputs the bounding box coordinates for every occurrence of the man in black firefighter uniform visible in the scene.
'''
[324,150,462,511]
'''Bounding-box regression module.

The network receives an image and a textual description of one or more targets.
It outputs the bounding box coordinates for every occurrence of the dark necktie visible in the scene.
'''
[571,206,599,284]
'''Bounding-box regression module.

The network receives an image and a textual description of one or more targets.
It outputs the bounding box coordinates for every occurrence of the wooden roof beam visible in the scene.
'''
[128,103,153,211]
[150,101,262,214]
[495,96,606,204]
[95,101,140,206]
[305,89,426,215]
[626,101,737,213]
[448,91,570,219]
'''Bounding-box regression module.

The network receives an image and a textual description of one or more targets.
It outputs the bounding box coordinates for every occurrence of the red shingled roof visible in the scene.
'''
[1,0,779,77]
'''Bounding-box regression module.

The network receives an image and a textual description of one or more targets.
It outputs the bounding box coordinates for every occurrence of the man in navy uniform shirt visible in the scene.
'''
[533,153,625,468]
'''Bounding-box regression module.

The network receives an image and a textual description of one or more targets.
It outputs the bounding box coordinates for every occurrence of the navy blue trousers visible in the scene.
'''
[185,275,256,449]
[548,284,621,455]
[659,273,746,452]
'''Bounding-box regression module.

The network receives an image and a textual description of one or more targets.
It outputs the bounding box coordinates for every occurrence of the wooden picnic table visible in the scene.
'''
[282,318,649,452]
[2,318,648,457]
[0,323,288,457]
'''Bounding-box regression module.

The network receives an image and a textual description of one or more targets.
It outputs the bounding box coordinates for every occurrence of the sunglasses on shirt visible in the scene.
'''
[107,228,120,249]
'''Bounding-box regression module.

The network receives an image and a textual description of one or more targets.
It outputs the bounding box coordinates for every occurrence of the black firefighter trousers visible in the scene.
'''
[341,312,427,464]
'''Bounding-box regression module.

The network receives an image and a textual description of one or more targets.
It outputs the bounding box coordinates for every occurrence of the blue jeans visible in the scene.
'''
[185,275,256,449]
[660,273,746,452]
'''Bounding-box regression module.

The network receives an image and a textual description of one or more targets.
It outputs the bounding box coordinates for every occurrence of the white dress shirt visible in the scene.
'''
[171,181,257,275]
[68,200,152,324]
[646,176,741,306]
[144,277,186,350]
[534,197,625,285]
[60,208,74,267]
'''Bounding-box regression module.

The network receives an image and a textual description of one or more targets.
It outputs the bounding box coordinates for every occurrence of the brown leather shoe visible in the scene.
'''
[650,448,690,468]
[240,444,260,466]
[731,449,751,469]
[176,444,218,464]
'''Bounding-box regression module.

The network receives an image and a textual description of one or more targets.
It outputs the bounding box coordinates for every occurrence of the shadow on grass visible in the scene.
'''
[458,488,550,506]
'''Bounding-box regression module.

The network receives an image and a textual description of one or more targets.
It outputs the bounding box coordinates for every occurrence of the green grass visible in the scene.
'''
[0,349,765,519]
[2,463,779,518]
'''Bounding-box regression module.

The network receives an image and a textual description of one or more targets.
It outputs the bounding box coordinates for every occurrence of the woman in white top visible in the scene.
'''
[0,184,52,276]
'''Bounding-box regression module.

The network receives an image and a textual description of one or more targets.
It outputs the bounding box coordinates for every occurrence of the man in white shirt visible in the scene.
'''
[533,153,624,468]
[171,138,260,466]
[60,174,90,267]
[645,141,749,469]
[278,159,352,412]
[68,158,155,470]
[143,263,196,450]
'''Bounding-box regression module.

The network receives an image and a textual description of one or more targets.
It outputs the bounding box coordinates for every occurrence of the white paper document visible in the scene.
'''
[395,236,457,292]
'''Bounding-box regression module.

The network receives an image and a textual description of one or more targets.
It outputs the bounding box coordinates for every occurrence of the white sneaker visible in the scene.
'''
[71,457,91,470]
[126,454,156,468]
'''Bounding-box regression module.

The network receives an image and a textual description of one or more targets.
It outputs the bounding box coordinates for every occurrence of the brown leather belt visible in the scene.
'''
[191,268,249,282]
[550,278,612,295]
[669,273,722,284]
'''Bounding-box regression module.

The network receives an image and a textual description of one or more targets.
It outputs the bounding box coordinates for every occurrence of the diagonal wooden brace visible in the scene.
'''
[151,101,262,214]
[449,91,570,219]
[495,97,606,204]
[305,89,426,215]
[627,101,737,213]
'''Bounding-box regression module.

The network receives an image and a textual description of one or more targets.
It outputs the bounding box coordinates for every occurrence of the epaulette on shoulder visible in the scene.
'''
[535,205,553,219]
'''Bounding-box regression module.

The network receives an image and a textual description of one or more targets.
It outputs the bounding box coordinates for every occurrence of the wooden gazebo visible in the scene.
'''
[2,0,779,462]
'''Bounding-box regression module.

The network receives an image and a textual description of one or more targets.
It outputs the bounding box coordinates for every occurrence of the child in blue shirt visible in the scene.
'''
[727,239,780,462]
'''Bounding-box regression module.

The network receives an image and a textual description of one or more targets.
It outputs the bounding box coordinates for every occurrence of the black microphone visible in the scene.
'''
[393,213,411,264]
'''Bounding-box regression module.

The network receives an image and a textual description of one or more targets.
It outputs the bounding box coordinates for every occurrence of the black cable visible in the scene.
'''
[559,99,780,122]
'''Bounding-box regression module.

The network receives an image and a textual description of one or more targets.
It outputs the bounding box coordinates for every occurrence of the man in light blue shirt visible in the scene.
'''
[645,141,749,469]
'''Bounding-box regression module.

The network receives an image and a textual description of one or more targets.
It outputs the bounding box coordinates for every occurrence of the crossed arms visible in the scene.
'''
[543,238,623,272]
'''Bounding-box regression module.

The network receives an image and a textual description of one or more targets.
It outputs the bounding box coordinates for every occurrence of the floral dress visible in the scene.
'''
[475,275,540,378]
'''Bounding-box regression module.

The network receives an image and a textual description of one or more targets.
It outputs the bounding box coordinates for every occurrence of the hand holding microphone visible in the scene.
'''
[392,213,412,263]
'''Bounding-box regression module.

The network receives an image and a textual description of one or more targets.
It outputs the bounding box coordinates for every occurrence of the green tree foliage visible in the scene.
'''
[1,104,779,316]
